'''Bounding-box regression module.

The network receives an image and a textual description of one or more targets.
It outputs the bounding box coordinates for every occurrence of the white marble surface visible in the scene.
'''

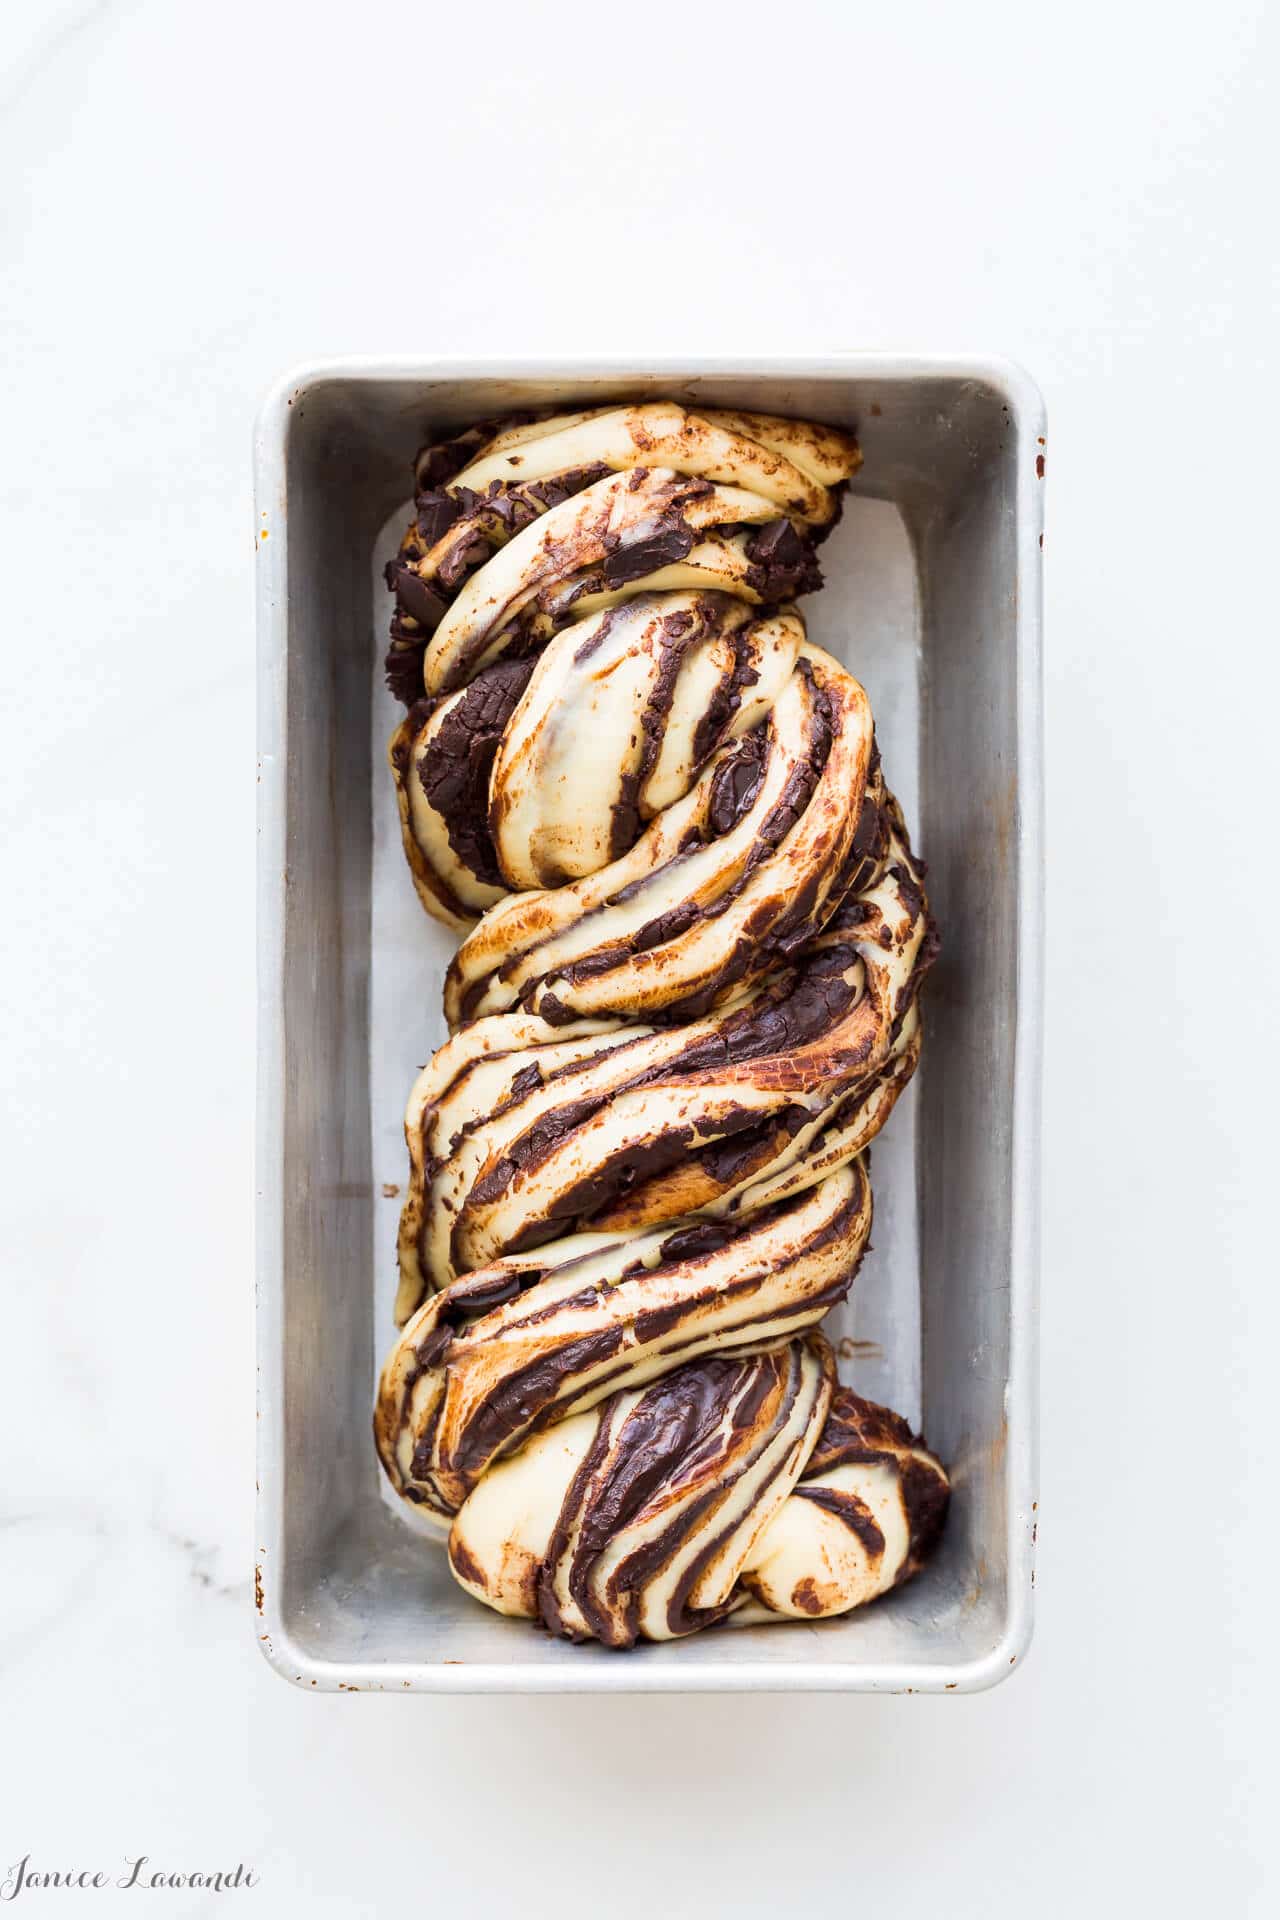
[1,1,1275,1911]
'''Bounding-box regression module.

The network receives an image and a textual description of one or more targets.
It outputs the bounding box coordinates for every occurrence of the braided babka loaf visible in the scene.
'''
[375,403,949,1647]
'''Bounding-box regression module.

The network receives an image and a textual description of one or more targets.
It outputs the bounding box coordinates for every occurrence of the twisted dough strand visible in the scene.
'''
[377,404,949,1647]
[453,1354,949,1645]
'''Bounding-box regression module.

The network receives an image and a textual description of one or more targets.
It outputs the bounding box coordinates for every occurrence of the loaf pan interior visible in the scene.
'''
[255,361,1042,1692]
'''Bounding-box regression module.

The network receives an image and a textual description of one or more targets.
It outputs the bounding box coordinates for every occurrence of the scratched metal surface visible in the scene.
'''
[255,358,1043,1692]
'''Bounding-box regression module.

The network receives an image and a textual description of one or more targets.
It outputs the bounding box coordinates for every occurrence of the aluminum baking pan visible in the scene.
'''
[254,355,1044,1693]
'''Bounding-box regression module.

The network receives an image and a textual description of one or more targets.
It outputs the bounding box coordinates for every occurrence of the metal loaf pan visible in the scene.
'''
[254,356,1044,1693]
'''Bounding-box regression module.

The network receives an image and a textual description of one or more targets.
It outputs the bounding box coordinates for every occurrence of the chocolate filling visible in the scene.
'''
[385,610,434,704]
[897,1456,951,1574]
[416,657,535,887]
[414,415,532,493]
[804,1386,919,1476]
[530,661,838,1024]
[801,1387,948,1573]
[446,1326,627,1478]
[538,1347,803,1646]
[746,518,825,600]
[707,725,768,837]
[384,458,611,705]
[601,514,694,588]
[689,623,763,770]
[791,1483,886,1559]
[605,602,735,860]
[461,940,864,1229]
[589,1365,764,1640]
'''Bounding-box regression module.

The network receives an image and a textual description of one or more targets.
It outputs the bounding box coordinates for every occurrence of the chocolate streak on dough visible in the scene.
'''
[418,658,535,888]
[473,661,837,1031]
[438,474,717,694]
[415,415,532,492]
[803,1387,950,1575]
[791,1483,886,1559]
[601,510,694,588]
[384,417,531,704]
[547,665,838,1026]
[454,720,775,1026]
[431,465,613,593]
[388,410,833,746]
[607,606,695,860]
[443,1326,626,1480]
[433,1177,866,1495]
[539,1348,798,1646]
[689,622,764,771]
[656,1344,808,1642]
[745,517,824,599]
[460,939,864,1234]
[384,455,608,706]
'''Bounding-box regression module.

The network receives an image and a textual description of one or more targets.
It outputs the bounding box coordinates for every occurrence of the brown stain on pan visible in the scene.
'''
[961,1554,989,1614]
[835,1336,883,1362]
[254,1565,265,1613]
[991,772,1018,888]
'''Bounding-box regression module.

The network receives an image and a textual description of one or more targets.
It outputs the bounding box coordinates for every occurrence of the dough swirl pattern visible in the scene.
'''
[376,403,949,1647]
